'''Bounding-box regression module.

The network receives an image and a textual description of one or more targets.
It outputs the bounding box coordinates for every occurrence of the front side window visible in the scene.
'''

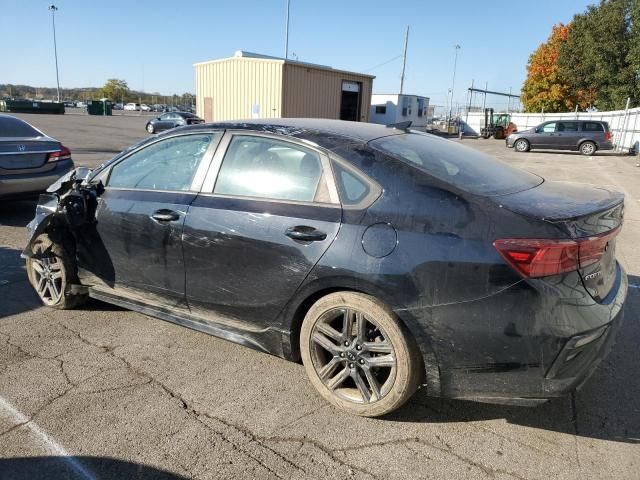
[541,122,557,133]
[370,133,542,196]
[214,136,334,203]
[108,133,215,191]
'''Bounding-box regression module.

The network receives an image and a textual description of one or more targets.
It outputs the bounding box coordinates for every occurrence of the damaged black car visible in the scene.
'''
[23,119,627,417]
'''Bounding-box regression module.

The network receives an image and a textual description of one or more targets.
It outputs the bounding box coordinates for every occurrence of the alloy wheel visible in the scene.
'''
[147,123,154,133]
[515,139,529,152]
[30,255,64,306]
[309,307,397,404]
[581,142,595,155]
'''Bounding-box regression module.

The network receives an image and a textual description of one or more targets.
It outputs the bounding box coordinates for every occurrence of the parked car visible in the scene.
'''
[23,119,626,417]
[0,114,74,199]
[112,103,124,110]
[140,104,152,112]
[506,120,613,155]
[145,112,204,133]
[124,103,140,111]
[75,101,87,108]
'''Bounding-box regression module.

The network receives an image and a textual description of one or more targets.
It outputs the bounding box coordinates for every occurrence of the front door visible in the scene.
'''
[90,132,221,308]
[532,122,557,148]
[183,133,342,330]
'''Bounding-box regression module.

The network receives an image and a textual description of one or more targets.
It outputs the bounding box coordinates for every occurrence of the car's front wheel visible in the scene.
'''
[514,138,530,152]
[26,234,87,309]
[146,123,155,134]
[300,292,422,417]
[580,141,596,156]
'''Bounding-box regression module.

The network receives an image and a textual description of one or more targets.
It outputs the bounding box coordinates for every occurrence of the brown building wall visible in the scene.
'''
[282,64,373,121]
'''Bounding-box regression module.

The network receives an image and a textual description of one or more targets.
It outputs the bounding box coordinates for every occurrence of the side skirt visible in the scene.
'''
[88,288,289,358]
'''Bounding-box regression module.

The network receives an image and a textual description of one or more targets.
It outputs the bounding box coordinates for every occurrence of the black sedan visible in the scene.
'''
[145,112,203,134]
[23,119,627,416]
[0,114,74,199]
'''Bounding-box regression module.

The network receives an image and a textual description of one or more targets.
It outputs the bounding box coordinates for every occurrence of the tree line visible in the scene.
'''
[0,80,194,106]
[522,0,639,113]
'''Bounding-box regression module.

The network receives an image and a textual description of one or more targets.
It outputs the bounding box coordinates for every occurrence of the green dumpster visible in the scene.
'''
[0,100,65,114]
[87,99,112,115]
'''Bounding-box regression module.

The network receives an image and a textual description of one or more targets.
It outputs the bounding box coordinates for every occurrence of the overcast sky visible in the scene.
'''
[3,0,594,107]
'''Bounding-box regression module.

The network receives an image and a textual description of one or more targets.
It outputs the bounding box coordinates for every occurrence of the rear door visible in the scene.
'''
[555,121,580,149]
[183,132,342,329]
[91,131,221,308]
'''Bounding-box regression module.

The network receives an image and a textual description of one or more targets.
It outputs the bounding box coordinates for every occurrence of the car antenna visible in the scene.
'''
[386,121,412,131]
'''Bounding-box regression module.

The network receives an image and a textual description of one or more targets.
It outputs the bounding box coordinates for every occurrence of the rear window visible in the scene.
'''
[370,133,542,196]
[583,122,605,132]
[0,116,42,138]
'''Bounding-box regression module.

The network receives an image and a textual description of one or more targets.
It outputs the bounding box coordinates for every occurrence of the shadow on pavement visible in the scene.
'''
[389,275,640,445]
[0,456,189,480]
[0,199,37,227]
[0,247,41,319]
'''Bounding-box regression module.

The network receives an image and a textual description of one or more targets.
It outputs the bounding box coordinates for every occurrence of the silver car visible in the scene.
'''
[506,120,614,155]
[0,114,74,199]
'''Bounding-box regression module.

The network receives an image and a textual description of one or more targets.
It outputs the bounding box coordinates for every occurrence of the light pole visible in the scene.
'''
[48,4,61,103]
[284,0,291,59]
[448,44,461,122]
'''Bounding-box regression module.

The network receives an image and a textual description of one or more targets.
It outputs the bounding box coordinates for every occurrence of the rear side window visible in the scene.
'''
[214,136,336,203]
[558,122,579,132]
[0,116,41,137]
[108,133,215,191]
[370,134,542,196]
[333,163,370,205]
[583,122,604,132]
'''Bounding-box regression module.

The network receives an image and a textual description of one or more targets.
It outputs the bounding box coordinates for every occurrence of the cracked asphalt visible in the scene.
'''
[0,114,639,479]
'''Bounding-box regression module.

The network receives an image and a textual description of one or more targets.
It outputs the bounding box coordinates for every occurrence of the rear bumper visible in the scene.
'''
[404,263,628,405]
[0,159,74,198]
[597,141,614,151]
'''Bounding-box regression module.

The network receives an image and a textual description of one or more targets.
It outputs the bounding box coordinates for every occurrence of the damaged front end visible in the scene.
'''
[22,167,105,259]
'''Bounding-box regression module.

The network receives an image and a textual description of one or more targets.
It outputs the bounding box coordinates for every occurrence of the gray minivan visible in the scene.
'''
[506,120,613,155]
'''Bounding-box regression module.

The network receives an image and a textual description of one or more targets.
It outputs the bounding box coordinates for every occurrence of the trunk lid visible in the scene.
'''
[0,139,60,171]
[495,180,624,302]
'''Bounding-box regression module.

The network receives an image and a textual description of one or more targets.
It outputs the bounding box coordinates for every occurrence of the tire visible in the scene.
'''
[494,127,505,140]
[514,138,530,152]
[26,234,87,310]
[146,123,155,134]
[300,292,422,417]
[580,141,596,156]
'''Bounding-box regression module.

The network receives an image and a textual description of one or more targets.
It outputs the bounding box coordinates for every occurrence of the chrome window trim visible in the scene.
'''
[200,130,341,206]
[103,130,223,193]
[194,191,342,209]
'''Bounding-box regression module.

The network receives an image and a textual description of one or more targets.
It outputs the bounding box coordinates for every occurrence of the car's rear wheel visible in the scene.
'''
[300,292,422,417]
[580,141,596,156]
[26,234,86,309]
[515,138,530,152]
[146,123,155,134]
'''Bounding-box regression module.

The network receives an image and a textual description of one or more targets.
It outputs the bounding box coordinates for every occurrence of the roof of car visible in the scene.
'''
[182,118,404,143]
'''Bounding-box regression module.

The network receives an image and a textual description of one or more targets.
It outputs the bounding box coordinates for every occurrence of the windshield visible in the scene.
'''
[370,133,542,196]
[0,116,42,138]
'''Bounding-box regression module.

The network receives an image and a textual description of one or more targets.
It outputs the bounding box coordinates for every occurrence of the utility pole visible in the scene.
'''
[399,25,410,94]
[284,0,291,59]
[448,44,461,122]
[49,4,61,103]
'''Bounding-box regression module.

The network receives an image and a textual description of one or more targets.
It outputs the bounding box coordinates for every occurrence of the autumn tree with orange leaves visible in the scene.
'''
[521,24,578,113]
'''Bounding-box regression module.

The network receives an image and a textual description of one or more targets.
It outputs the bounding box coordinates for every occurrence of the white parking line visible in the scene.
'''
[0,396,96,480]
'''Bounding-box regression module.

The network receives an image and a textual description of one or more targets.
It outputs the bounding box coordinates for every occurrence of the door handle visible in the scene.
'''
[151,209,180,222]
[285,226,327,242]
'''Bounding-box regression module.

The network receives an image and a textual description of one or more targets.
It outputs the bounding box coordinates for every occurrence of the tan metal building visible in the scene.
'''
[194,51,374,123]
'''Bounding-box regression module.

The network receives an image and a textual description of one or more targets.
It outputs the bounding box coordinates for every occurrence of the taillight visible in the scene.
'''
[493,226,620,278]
[605,131,612,141]
[47,145,71,162]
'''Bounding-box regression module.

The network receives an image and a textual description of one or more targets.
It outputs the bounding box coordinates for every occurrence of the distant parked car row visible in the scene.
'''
[506,120,613,155]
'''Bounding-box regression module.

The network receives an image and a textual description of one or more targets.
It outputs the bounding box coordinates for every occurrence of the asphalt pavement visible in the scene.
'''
[0,113,638,479]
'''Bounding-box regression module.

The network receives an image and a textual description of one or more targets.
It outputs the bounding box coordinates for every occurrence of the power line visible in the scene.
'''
[363,54,403,72]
